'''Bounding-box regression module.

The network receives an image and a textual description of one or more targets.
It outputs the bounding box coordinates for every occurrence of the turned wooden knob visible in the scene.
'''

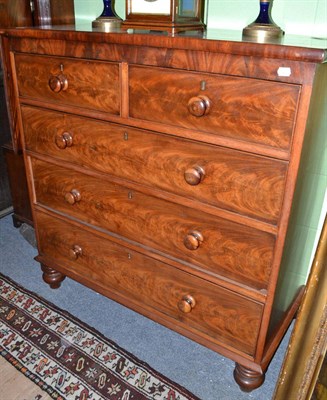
[184,231,203,250]
[55,132,73,149]
[187,95,211,117]
[64,189,81,205]
[69,244,82,260]
[49,74,68,93]
[184,166,205,186]
[178,295,196,313]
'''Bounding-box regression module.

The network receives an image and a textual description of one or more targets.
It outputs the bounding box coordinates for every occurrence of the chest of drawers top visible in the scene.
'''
[5,29,325,230]
[4,27,326,156]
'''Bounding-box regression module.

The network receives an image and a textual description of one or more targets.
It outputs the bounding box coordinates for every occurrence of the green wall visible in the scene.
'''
[274,65,327,310]
[74,0,327,37]
[207,0,327,36]
[73,0,327,285]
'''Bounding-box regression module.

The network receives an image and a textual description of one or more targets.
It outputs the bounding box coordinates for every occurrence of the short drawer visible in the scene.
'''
[36,210,263,356]
[22,106,288,224]
[15,54,120,115]
[32,159,275,290]
[129,66,300,151]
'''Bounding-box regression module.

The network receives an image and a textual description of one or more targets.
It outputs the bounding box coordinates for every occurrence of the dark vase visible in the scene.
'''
[92,0,122,32]
[242,0,284,42]
[255,1,275,25]
[100,0,116,18]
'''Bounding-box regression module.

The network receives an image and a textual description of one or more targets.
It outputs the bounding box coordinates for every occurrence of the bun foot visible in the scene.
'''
[233,363,265,392]
[41,264,65,289]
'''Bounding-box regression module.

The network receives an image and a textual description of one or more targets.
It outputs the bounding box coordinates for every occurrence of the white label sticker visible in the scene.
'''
[278,67,292,77]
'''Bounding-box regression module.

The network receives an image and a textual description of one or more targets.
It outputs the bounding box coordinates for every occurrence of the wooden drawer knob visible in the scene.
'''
[49,74,68,93]
[184,166,205,186]
[187,95,211,117]
[184,231,203,250]
[178,295,196,313]
[55,132,73,149]
[64,189,81,205]
[69,244,82,260]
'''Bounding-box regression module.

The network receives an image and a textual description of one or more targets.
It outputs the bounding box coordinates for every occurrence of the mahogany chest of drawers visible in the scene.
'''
[1,26,326,392]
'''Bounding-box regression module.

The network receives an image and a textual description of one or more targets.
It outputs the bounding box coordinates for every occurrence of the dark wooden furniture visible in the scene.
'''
[2,143,33,226]
[0,0,74,224]
[31,0,75,26]
[0,0,33,28]
[1,26,326,391]
[0,67,12,214]
[0,0,32,217]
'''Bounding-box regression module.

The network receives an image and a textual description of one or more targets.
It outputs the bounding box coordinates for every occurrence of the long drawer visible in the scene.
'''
[22,106,288,224]
[129,66,300,151]
[35,210,263,356]
[32,158,275,290]
[15,54,121,115]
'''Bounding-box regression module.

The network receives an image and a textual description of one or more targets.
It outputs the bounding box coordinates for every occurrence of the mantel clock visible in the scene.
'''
[122,0,205,34]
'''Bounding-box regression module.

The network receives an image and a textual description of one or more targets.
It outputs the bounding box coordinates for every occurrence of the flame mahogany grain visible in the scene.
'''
[1,26,325,392]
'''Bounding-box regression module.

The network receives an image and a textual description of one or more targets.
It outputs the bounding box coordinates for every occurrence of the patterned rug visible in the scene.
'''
[0,273,200,400]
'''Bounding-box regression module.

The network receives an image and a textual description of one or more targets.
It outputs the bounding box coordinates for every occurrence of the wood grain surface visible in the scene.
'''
[22,106,288,224]
[32,158,275,290]
[15,54,121,114]
[129,66,300,150]
[2,25,325,391]
[36,210,263,356]
[3,27,326,64]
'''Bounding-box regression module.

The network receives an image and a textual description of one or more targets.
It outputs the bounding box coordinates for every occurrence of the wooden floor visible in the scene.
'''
[0,356,52,400]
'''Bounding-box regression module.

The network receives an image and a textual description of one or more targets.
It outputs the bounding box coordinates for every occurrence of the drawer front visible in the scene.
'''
[23,106,287,224]
[32,159,275,290]
[36,210,263,356]
[15,54,120,115]
[129,66,300,150]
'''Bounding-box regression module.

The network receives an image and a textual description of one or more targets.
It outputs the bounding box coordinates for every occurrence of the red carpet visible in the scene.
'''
[0,273,200,400]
